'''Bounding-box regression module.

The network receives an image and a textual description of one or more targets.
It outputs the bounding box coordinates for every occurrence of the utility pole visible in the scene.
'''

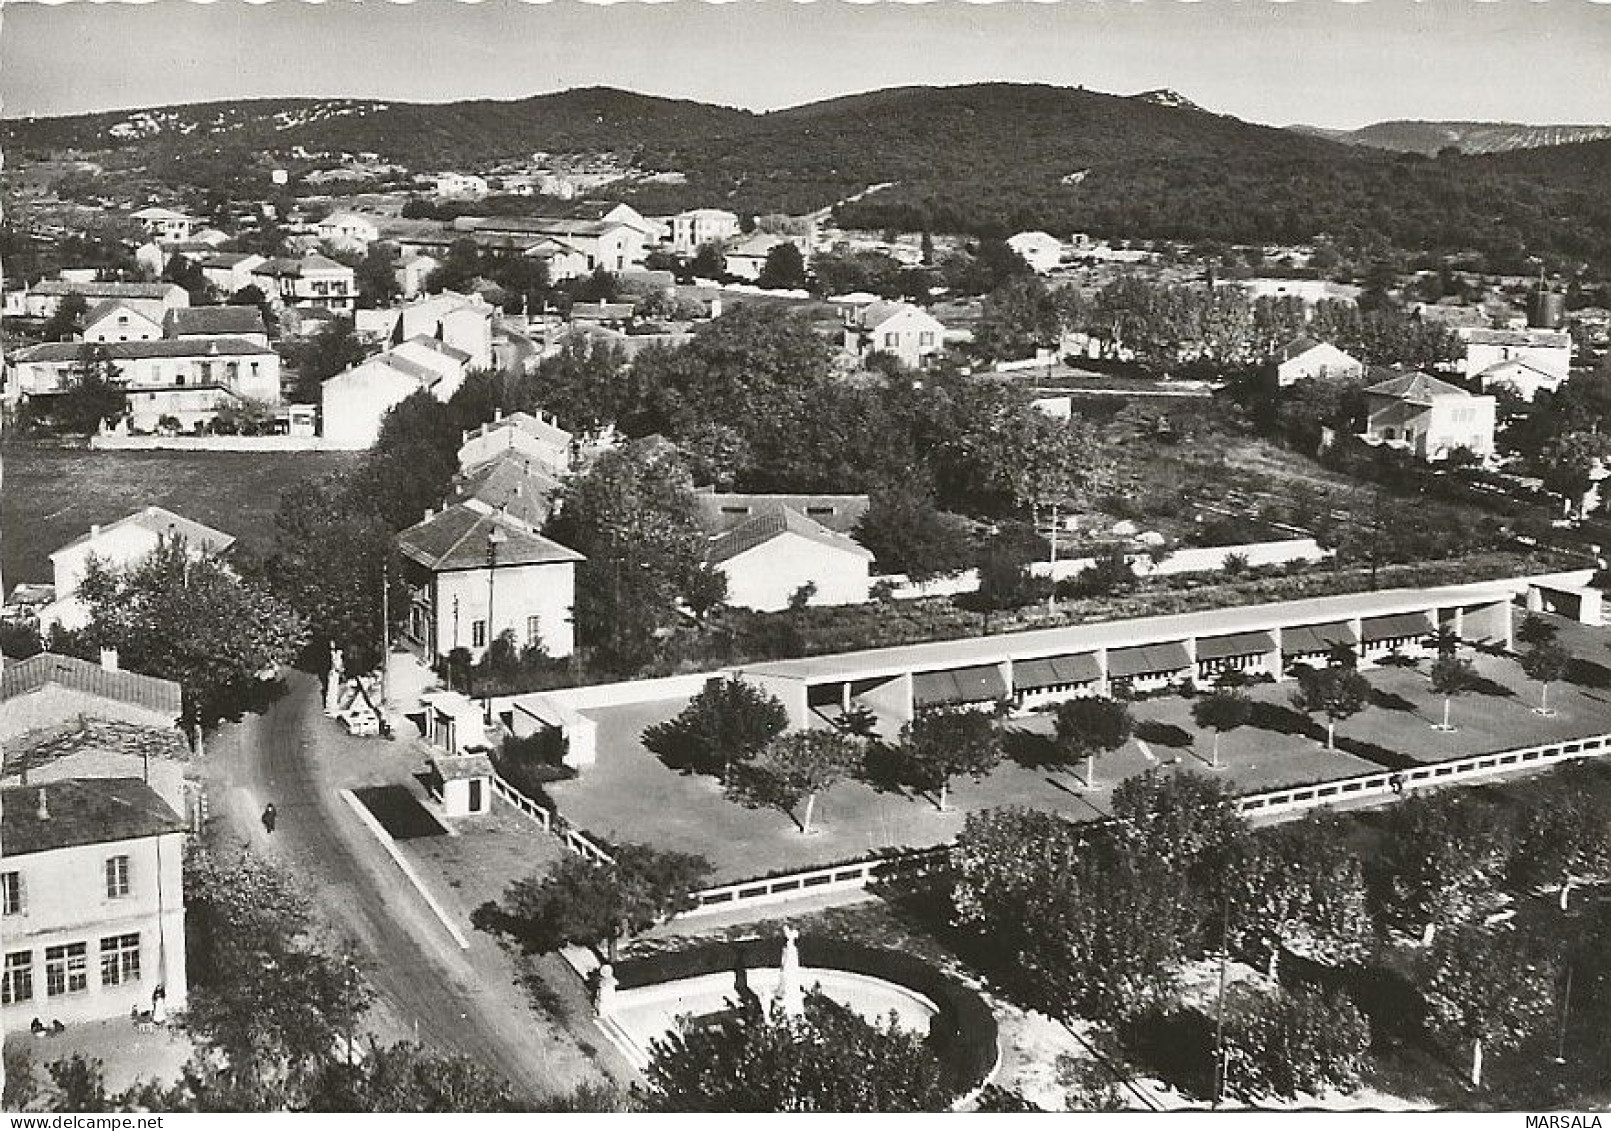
[380,559,390,709]
[1047,500,1059,613]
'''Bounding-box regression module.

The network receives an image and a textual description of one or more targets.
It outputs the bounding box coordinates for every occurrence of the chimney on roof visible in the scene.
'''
[100,647,120,672]
[36,788,49,822]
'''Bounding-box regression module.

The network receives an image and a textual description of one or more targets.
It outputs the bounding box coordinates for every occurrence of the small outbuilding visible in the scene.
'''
[427,750,495,818]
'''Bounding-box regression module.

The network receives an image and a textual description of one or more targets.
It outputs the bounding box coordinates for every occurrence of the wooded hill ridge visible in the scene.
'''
[7,83,1611,271]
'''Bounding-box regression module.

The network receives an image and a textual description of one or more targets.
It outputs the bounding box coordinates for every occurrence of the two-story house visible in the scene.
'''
[397,502,583,663]
[23,281,189,323]
[129,207,196,243]
[842,301,946,370]
[670,209,740,256]
[251,255,356,313]
[320,342,470,450]
[458,410,573,477]
[1362,370,1496,462]
[36,507,235,633]
[1,778,188,1027]
[314,211,381,252]
[83,302,164,345]
[8,336,282,435]
[193,252,268,297]
[1459,327,1572,402]
[354,291,495,370]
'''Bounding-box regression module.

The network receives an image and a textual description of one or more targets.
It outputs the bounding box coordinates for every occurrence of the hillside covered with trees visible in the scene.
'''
[7,83,1611,272]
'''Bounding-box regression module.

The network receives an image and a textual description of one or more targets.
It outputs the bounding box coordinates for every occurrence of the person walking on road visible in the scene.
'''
[262,803,278,834]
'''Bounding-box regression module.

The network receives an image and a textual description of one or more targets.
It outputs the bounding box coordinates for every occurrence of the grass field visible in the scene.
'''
[1,439,361,585]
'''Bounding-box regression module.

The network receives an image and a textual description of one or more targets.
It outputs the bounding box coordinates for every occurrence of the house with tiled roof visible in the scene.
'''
[353,291,494,369]
[0,653,182,741]
[1362,369,1496,462]
[706,506,874,613]
[693,491,869,537]
[1271,337,1363,388]
[0,777,189,1027]
[163,306,269,347]
[7,336,281,434]
[451,452,564,531]
[1458,326,1571,401]
[82,300,164,345]
[250,254,355,312]
[130,205,196,242]
[397,502,583,662]
[453,215,642,274]
[314,211,381,252]
[39,507,235,633]
[192,252,267,296]
[23,280,189,322]
[458,410,573,477]
[841,300,945,370]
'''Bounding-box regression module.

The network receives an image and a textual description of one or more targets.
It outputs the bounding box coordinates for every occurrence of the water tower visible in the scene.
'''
[1529,281,1565,330]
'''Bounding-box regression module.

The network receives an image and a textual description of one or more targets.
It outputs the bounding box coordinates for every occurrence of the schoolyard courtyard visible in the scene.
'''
[542,614,1611,883]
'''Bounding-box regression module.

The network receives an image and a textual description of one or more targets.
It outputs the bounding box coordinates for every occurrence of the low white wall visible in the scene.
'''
[90,433,365,452]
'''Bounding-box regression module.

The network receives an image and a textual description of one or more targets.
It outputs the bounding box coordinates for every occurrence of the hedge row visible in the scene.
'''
[611,935,999,1095]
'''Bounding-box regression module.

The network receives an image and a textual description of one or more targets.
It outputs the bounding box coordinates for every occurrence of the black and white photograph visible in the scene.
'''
[2,0,1611,1115]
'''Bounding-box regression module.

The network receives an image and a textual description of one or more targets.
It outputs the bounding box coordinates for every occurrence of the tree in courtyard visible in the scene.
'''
[1537,430,1611,518]
[1289,665,1370,750]
[756,241,808,291]
[77,538,308,726]
[727,729,861,834]
[1516,613,1560,650]
[1228,813,1373,978]
[853,485,975,582]
[1421,926,1558,1089]
[641,677,788,780]
[51,345,128,433]
[488,842,711,963]
[1191,685,1253,769]
[1378,793,1512,944]
[992,408,1109,609]
[1052,696,1134,787]
[546,438,706,673]
[1519,640,1572,717]
[1221,985,1372,1101]
[351,243,401,309]
[643,990,952,1112]
[689,242,726,280]
[41,292,88,342]
[1429,653,1479,731]
[898,707,1004,811]
[281,317,369,404]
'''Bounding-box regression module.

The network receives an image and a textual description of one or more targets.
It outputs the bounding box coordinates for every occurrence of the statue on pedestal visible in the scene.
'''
[324,645,345,717]
[594,962,617,1017]
[775,926,804,1020]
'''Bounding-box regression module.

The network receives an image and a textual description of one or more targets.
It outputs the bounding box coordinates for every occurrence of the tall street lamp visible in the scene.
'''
[484,525,508,724]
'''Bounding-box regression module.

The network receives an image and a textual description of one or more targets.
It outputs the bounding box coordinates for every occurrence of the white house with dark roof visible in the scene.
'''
[1362,369,1496,462]
[0,777,188,1027]
[7,338,282,433]
[83,301,164,345]
[458,410,573,477]
[452,215,641,274]
[23,281,189,322]
[693,491,869,537]
[39,506,235,634]
[842,301,946,370]
[162,306,270,347]
[193,252,267,296]
[1459,328,1572,401]
[396,502,583,662]
[0,653,182,743]
[451,452,564,530]
[251,254,356,312]
[707,507,874,612]
[1272,337,1363,388]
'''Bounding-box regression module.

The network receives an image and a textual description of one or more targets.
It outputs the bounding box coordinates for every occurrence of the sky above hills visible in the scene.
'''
[5,0,1611,129]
